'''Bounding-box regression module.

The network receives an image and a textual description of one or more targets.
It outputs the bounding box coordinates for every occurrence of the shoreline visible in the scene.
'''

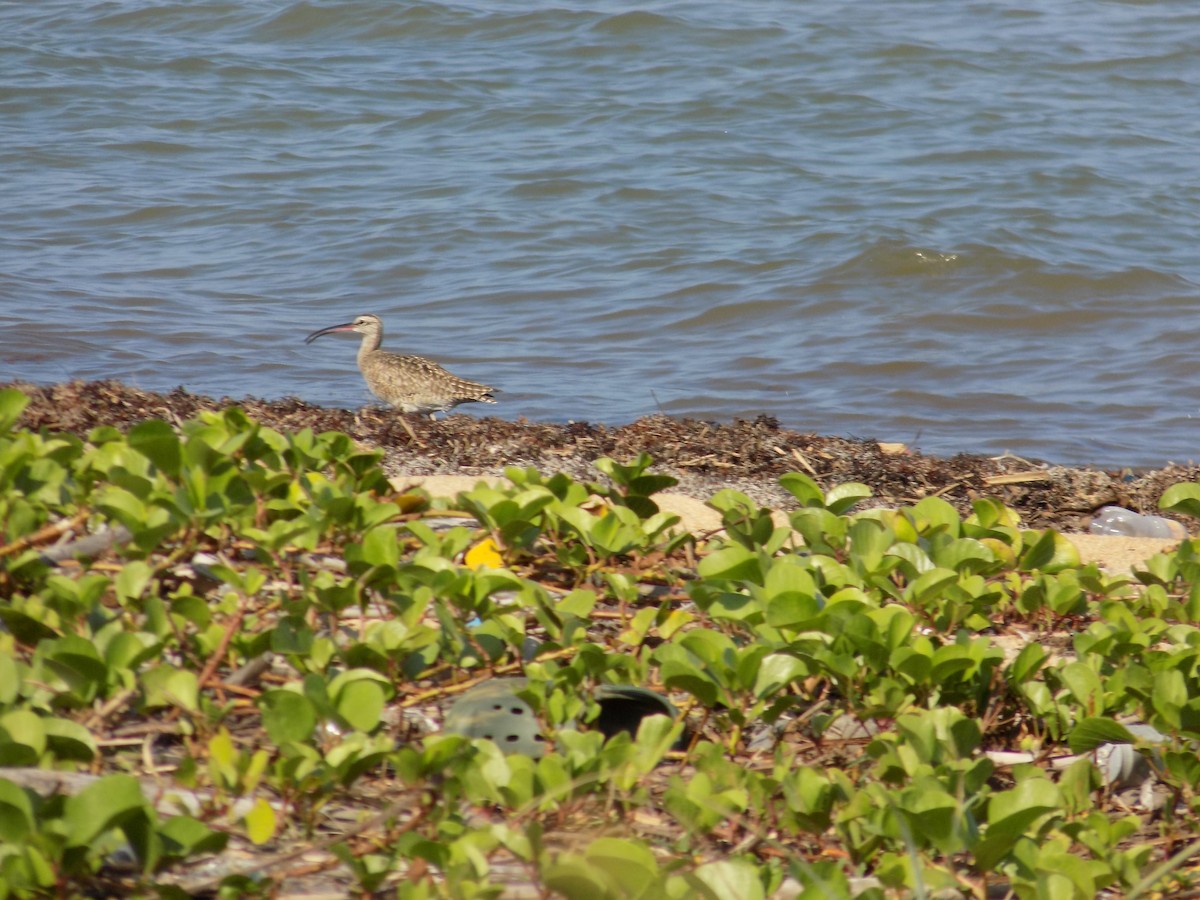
[7,378,1194,570]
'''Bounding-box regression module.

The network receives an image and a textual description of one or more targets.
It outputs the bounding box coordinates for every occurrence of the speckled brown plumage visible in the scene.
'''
[304,313,497,417]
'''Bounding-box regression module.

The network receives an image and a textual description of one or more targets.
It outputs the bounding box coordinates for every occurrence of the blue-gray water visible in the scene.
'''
[4,1,1199,468]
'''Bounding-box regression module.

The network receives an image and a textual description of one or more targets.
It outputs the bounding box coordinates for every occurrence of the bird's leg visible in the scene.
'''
[398,415,418,444]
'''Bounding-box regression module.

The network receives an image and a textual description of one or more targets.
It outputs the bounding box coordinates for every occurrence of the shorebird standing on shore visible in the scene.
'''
[304,313,497,419]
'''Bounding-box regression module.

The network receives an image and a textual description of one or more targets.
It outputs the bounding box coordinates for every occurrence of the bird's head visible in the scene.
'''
[304,313,382,344]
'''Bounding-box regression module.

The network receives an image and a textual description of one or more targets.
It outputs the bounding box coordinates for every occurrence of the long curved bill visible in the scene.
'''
[304,322,357,344]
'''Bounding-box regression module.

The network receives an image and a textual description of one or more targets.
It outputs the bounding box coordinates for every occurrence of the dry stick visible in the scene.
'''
[84,687,139,730]
[196,584,250,691]
[0,509,89,559]
[930,479,968,499]
[39,524,132,564]
[223,652,274,689]
[790,448,819,477]
[397,646,579,708]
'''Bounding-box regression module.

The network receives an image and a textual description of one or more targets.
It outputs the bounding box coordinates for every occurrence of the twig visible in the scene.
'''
[224,653,274,688]
[40,523,132,564]
[398,646,578,708]
[84,687,138,730]
[931,479,967,498]
[196,569,250,690]
[790,448,818,476]
[983,471,1053,486]
[0,510,89,559]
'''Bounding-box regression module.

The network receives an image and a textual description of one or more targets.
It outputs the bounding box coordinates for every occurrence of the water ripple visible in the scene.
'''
[4,0,1200,466]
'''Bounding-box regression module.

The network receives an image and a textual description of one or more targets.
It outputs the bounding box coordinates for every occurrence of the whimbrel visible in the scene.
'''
[304,313,497,418]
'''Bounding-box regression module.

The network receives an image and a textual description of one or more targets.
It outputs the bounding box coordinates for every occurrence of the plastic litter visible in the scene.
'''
[1088,506,1185,539]
[443,677,682,758]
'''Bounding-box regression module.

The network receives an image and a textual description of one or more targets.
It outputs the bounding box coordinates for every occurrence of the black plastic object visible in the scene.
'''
[593,685,678,742]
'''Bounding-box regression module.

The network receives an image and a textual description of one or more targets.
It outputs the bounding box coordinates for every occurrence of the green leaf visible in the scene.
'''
[847,518,892,569]
[0,710,46,765]
[1151,668,1187,729]
[1068,718,1137,754]
[259,690,318,744]
[1160,483,1200,520]
[685,860,765,900]
[159,816,229,858]
[44,635,108,701]
[94,485,147,529]
[910,495,962,534]
[933,537,996,574]
[789,507,848,551]
[0,654,20,706]
[43,717,98,762]
[697,544,763,583]
[753,654,808,699]
[679,629,738,665]
[707,488,759,519]
[270,616,314,655]
[359,524,401,568]
[585,837,661,898]
[1058,661,1103,711]
[656,648,720,707]
[102,631,157,670]
[141,665,199,711]
[334,679,386,733]
[329,669,392,732]
[1008,642,1046,685]
[0,388,30,433]
[1019,530,1080,573]
[779,472,824,507]
[899,777,964,855]
[764,591,823,629]
[825,482,871,515]
[975,775,1062,872]
[1033,850,1102,900]
[904,567,959,604]
[244,797,277,845]
[541,852,612,899]
[929,644,976,685]
[128,419,182,479]
[629,714,682,774]
[65,774,147,847]
[115,560,155,604]
[557,589,597,618]
[0,778,35,842]
[589,509,636,555]
[891,645,933,684]
[886,541,936,576]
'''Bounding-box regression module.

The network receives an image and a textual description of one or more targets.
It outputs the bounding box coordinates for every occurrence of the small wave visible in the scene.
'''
[505,179,598,200]
[99,141,197,155]
[817,239,972,282]
[591,11,682,35]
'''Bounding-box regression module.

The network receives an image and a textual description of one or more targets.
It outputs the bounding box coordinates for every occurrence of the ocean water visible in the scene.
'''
[4,0,1200,467]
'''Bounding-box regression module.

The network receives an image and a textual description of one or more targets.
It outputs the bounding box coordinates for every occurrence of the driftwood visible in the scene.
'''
[39,523,133,564]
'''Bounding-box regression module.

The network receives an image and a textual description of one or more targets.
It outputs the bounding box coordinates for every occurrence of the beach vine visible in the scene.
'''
[2,386,1200,898]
